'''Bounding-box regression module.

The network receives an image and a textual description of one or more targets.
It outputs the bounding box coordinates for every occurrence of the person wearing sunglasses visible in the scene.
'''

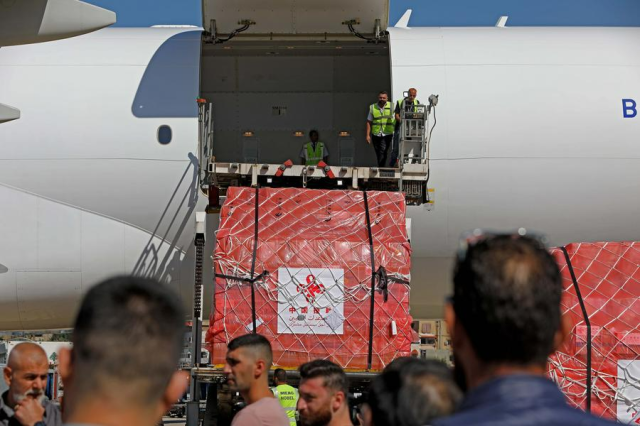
[434,230,616,426]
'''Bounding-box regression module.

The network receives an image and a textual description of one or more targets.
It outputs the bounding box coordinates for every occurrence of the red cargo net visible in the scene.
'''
[548,242,640,423]
[206,187,413,370]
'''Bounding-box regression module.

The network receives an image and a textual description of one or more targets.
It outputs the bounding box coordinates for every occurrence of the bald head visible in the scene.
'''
[3,343,49,407]
[7,343,48,370]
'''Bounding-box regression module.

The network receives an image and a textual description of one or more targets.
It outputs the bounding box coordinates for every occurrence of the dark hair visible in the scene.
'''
[227,333,273,367]
[367,358,461,426]
[274,368,287,383]
[309,129,319,138]
[453,235,562,365]
[378,91,389,96]
[299,359,348,395]
[72,276,185,404]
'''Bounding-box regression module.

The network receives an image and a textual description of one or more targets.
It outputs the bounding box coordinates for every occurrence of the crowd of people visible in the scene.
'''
[1,234,620,426]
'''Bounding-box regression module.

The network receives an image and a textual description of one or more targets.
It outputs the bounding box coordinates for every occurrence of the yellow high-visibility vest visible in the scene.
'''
[304,142,324,165]
[273,384,298,426]
[370,102,395,135]
[397,98,419,113]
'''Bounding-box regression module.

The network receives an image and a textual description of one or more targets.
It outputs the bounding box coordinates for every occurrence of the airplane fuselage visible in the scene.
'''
[0,25,638,329]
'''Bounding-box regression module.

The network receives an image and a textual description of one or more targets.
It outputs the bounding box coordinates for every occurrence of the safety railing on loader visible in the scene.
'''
[197,99,214,190]
[397,94,438,204]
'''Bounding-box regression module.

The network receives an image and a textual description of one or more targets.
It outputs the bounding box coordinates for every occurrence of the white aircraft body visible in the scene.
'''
[0,0,639,330]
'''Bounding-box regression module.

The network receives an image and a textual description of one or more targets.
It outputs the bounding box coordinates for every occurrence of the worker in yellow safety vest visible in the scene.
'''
[366,91,396,166]
[271,368,299,426]
[390,87,420,167]
[300,129,329,166]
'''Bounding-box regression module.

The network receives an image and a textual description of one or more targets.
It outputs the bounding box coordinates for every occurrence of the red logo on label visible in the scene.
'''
[296,274,326,303]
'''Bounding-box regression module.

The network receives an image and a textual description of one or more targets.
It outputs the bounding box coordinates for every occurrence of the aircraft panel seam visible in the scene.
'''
[80,203,84,294]
[0,181,190,256]
[0,158,190,162]
[428,156,640,161]
[391,64,640,67]
[14,266,24,331]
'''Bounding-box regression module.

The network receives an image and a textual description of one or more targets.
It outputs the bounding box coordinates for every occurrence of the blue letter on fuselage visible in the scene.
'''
[623,99,637,118]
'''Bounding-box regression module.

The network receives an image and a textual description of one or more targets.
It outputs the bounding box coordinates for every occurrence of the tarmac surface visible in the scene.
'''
[162,417,186,426]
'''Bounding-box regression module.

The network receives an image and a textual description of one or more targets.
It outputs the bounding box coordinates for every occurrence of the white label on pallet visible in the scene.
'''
[277,267,344,335]
[617,360,640,424]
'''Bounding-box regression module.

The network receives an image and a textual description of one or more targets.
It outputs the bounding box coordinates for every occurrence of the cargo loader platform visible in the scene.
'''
[196,98,437,208]
[204,161,430,206]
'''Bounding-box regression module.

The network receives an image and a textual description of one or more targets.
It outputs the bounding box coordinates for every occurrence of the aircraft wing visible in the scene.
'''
[0,103,20,123]
[0,0,116,47]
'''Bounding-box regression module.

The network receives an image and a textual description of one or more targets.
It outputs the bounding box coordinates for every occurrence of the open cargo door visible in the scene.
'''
[202,0,389,38]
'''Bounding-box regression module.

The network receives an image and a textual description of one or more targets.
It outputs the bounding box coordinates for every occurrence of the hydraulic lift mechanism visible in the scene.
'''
[397,94,438,203]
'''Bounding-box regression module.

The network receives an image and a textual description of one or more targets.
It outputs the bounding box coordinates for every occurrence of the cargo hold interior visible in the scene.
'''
[200,40,391,167]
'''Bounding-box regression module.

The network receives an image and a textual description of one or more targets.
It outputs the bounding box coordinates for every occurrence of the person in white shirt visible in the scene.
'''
[224,334,289,426]
[366,91,396,167]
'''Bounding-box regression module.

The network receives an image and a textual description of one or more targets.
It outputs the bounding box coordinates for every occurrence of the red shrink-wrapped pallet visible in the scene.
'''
[548,242,640,422]
[206,187,413,370]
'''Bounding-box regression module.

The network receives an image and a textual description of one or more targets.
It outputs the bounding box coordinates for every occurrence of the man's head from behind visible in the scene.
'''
[297,359,349,426]
[446,234,567,385]
[364,357,461,426]
[274,368,287,386]
[3,343,49,406]
[223,333,273,394]
[58,276,187,419]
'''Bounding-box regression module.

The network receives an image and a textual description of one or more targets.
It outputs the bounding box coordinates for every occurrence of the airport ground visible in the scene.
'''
[162,416,186,426]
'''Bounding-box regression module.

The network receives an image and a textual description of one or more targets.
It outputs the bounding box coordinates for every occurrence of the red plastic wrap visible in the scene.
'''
[206,187,413,370]
[548,242,640,422]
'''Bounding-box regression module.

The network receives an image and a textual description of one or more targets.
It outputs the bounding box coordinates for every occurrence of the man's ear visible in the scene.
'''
[159,371,189,415]
[362,403,373,426]
[3,366,12,387]
[554,313,573,352]
[254,359,266,378]
[445,302,473,357]
[332,391,345,412]
[57,347,73,385]
[444,302,456,340]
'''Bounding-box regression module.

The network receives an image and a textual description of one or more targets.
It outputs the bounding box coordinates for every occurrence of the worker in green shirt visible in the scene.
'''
[272,368,299,426]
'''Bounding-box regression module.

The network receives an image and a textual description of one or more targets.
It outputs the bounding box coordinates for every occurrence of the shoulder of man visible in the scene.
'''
[432,403,619,426]
[232,404,262,426]
[43,400,62,426]
[233,398,289,426]
[279,384,297,393]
